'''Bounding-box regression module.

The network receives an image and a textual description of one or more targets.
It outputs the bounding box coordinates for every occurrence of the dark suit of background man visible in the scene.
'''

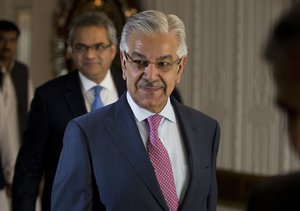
[52,10,220,211]
[0,20,33,204]
[247,2,300,211]
[12,12,125,211]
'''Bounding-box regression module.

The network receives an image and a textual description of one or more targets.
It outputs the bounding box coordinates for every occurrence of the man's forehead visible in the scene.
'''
[0,30,18,38]
[127,32,178,58]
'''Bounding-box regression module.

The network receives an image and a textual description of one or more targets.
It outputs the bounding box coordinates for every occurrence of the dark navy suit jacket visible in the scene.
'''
[52,94,220,211]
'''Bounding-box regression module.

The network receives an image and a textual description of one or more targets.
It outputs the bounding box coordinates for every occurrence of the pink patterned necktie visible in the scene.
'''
[147,114,179,211]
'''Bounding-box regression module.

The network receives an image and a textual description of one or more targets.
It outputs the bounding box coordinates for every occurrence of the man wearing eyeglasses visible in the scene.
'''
[52,10,220,211]
[12,12,126,211]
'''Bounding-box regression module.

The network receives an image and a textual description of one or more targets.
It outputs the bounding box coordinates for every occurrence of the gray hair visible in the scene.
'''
[120,10,187,58]
[68,11,117,46]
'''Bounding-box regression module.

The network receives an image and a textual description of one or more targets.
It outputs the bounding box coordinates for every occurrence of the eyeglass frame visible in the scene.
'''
[72,42,112,54]
[124,52,182,72]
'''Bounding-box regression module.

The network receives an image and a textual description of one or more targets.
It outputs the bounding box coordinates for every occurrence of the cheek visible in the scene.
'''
[73,55,81,64]
[129,71,143,83]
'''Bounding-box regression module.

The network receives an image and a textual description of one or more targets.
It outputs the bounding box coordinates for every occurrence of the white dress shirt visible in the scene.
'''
[126,92,190,202]
[79,70,118,112]
[0,61,33,180]
[0,92,12,211]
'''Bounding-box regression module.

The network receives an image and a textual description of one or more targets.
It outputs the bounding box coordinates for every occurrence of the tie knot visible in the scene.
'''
[93,85,102,96]
[91,85,104,111]
[147,114,163,132]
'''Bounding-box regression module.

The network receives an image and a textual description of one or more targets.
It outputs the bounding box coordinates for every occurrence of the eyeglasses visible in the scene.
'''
[72,43,112,54]
[124,52,182,72]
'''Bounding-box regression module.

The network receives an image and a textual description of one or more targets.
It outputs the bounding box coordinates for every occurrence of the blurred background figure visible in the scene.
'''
[12,11,126,211]
[0,20,34,148]
[247,2,300,211]
[0,90,17,211]
[0,19,33,211]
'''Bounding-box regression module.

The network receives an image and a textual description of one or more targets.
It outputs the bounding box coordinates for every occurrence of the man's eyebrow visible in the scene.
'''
[73,42,106,46]
[131,51,147,59]
[158,55,174,61]
[131,51,174,60]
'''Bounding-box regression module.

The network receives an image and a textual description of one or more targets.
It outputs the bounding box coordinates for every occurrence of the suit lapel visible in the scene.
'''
[171,98,211,210]
[65,71,87,116]
[103,95,169,210]
[111,68,126,97]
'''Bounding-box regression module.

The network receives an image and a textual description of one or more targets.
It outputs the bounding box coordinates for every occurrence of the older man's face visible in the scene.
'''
[121,32,186,113]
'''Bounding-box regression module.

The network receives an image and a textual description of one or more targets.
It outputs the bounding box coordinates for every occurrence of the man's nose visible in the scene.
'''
[143,63,159,80]
[84,48,97,58]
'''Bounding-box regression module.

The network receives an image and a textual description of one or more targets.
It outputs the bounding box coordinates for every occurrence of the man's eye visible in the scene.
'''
[74,45,86,51]
[157,61,171,67]
[134,60,149,66]
[94,44,104,50]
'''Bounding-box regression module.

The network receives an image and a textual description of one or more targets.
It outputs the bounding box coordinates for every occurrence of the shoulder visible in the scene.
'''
[14,60,28,70]
[73,95,128,127]
[35,71,79,94]
[11,61,29,77]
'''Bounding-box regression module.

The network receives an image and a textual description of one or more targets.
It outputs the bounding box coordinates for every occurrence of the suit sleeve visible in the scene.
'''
[51,120,93,211]
[207,121,220,211]
[12,91,48,211]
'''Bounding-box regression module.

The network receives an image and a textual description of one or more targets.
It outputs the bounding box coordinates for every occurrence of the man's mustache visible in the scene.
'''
[137,79,166,89]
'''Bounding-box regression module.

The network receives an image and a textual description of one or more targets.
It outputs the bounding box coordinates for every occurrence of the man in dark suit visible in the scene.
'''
[52,10,220,211]
[12,12,126,211]
[0,91,17,211]
[0,20,33,140]
[0,20,33,206]
[247,2,300,211]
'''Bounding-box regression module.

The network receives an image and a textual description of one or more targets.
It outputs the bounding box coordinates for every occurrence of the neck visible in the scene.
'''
[0,58,12,71]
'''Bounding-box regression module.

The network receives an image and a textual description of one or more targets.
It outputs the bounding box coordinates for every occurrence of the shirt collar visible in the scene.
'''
[79,69,113,92]
[0,60,15,73]
[126,91,176,123]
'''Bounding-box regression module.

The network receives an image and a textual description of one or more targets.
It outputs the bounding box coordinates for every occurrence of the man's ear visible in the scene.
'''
[120,51,126,68]
[120,51,127,80]
[176,56,187,84]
